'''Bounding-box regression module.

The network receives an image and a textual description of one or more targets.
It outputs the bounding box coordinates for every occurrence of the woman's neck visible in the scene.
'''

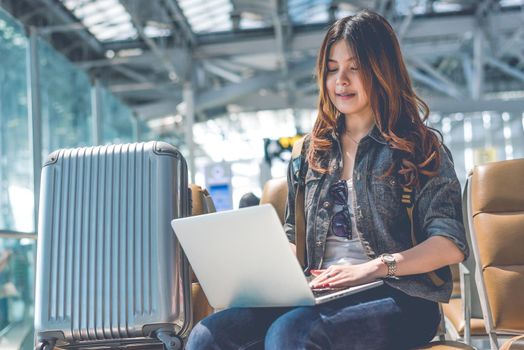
[343,112,375,139]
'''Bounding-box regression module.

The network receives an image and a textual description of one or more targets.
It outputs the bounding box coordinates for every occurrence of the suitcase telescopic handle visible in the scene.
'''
[178,247,193,337]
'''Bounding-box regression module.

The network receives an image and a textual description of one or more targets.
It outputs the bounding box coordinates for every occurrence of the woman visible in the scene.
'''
[186,10,468,350]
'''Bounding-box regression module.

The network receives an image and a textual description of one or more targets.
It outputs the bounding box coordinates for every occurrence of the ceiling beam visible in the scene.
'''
[496,25,524,59]
[193,11,523,59]
[111,65,149,83]
[138,91,524,121]
[426,97,524,114]
[162,0,197,46]
[135,58,315,120]
[408,67,462,99]
[76,56,139,69]
[486,56,524,84]
[407,56,465,98]
[109,81,179,93]
[134,100,180,119]
[230,95,524,115]
[77,10,523,67]
[36,0,103,54]
[202,61,243,83]
[131,27,178,81]
[194,58,314,112]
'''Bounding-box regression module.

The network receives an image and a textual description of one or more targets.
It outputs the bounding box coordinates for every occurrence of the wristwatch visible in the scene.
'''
[380,253,397,278]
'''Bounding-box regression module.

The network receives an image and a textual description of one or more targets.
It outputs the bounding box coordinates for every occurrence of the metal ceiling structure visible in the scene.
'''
[2,0,524,130]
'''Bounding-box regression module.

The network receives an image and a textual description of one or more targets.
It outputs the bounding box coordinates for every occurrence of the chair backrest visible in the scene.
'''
[188,184,216,324]
[260,177,288,224]
[190,184,216,217]
[467,159,524,348]
[460,198,484,321]
[449,263,461,298]
[189,184,217,282]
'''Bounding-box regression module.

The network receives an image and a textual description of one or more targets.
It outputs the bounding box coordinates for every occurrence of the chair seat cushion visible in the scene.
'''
[501,335,524,350]
[415,340,476,349]
[192,282,213,324]
[442,298,487,336]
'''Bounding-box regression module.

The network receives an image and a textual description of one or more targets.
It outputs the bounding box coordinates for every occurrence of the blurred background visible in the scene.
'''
[1,0,524,348]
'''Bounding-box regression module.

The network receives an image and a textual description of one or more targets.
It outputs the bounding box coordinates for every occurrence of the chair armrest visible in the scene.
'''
[459,263,472,345]
[501,334,524,350]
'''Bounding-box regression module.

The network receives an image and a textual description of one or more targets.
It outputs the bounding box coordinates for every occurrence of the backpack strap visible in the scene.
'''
[402,186,445,287]
[291,137,307,267]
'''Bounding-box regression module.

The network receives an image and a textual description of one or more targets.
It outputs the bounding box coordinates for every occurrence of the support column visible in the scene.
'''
[183,82,196,184]
[472,26,484,100]
[91,79,103,145]
[132,112,140,142]
[27,27,42,232]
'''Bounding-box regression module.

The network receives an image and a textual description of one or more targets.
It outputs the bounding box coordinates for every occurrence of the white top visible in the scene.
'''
[321,178,370,269]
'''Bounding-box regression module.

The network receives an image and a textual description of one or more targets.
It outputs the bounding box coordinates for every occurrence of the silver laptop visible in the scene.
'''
[171,204,383,308]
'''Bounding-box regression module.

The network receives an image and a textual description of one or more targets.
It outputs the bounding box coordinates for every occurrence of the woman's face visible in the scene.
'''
[326,40,371,119]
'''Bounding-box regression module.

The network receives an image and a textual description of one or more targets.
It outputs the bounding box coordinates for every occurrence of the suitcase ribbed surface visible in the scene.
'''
[35,142,186,343]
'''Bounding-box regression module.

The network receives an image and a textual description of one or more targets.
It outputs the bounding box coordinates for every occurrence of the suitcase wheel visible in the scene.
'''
[162,337,182,350]
[36,340,55,350]
[156,330,183,350]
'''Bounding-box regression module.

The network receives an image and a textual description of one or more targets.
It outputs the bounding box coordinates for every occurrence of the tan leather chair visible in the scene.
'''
[260,177,474,350]
[260,177,288,224]
[442,187,489,345]
[442,263,486,342]
[415,341,478,349]
[466,159,524,350]
[189,184,215,324]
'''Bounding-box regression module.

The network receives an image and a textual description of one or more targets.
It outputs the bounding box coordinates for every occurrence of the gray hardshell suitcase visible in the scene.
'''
[34,142,192,350]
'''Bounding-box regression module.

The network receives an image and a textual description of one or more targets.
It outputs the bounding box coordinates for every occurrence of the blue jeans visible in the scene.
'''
[185,285,440,350]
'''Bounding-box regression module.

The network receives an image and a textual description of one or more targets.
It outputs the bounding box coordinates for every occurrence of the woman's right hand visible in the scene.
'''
[309,261,383,289]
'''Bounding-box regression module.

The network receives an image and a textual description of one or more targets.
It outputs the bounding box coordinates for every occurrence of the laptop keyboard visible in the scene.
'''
[312,288,343,298]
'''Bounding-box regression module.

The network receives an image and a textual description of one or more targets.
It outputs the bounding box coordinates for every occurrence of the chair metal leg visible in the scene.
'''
[459,262,472,345]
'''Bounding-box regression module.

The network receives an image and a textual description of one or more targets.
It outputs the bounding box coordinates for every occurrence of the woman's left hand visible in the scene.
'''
[309,261,383,289]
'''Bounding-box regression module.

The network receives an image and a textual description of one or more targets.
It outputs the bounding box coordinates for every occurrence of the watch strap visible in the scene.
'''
[380,254,397,278]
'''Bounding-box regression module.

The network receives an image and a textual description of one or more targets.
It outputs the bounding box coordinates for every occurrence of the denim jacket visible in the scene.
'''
[284,125,469,303]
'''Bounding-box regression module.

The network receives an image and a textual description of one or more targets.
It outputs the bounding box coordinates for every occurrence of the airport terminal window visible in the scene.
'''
[136,118,154,142]
[0,9,32,233]
[0,238,35,341]
[100,86,135,144]
[38,39,92,157]
[0,8,144,348]
[192,109,311,207]
[428,111,524,187]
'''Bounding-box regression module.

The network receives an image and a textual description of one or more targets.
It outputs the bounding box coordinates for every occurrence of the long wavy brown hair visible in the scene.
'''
[309,10,442,188]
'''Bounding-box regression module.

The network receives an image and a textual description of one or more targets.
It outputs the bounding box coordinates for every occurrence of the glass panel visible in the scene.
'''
[100,86,134,144]
[428,110,524,187]
[137,118,155,142]
[511,112,524,159]
[0,9,32,233]
[38,39,92,156]
[0,238,35,347]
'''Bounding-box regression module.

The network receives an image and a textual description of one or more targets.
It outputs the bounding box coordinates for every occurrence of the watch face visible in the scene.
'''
[383,255,395,263]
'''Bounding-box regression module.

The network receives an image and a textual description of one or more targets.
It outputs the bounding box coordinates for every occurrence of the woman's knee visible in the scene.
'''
[187,307,285,350]
[265,307,327,349]
[185,320,216,350]
[185,310,240,349]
